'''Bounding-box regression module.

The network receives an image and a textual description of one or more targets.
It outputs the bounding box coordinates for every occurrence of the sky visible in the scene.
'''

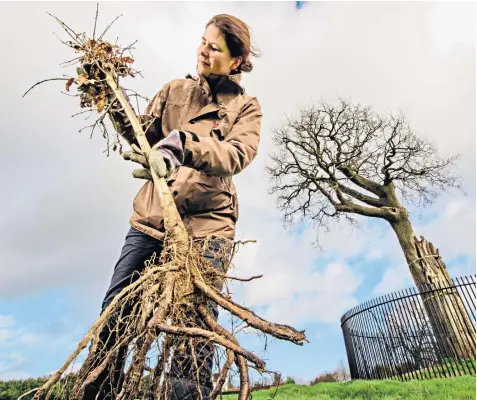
[0,1,475,384]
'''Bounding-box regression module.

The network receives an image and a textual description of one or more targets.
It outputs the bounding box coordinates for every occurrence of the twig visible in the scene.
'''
[122,40,138,53]
[53,31,72,47]
[72,109,95,118]
[226,274,263,282]
[235,240,257,245]
[92,3,99,39]
[60,57,81,68]
[98,14,123,40]
[99,120,109,155]
[17,387,39,400]
[130,68,144,78]
[134,91,140,114]
[234,324,251,336]
[61,91,80,97]
[143,115,157,134]
[125,89,150,102]
[47,12,84,46]
[22,78,71,98]
[60,56,83,66]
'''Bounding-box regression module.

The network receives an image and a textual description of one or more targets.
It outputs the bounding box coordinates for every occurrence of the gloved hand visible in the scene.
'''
[122,144,151,179]
[122,130,185,180]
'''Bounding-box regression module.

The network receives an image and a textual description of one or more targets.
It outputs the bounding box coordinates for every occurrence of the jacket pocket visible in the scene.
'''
[185,173,236,215]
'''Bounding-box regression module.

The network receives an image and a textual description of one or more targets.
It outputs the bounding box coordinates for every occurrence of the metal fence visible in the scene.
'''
[341,275,476,381]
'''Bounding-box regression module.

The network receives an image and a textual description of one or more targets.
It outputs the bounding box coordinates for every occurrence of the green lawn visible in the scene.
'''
[222,376,476,400]
[398,359,476,380]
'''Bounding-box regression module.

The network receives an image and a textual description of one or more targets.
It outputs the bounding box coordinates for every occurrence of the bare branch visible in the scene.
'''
[224,274,264,282]
[98,14,123,40]
[47,12,85,46]
[338,165,386,197]
[92,3,99,39]
[22,78,71,98]
[335,202,396,221]
[335,182,385,207]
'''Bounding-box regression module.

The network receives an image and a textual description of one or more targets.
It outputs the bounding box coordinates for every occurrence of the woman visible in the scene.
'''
[85,14,262,400]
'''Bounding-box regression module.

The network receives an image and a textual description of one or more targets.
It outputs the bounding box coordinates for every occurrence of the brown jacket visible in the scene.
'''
[125,73,262,240]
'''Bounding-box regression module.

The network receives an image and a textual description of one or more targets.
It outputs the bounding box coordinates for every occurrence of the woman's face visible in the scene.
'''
[197,24,242,77]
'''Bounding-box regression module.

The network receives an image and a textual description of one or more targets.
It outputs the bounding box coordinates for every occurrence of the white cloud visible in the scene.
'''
[373,196,476,295]
[0,352,28,378]
[227,217,364,325]
[0,330,9,345]
[0,370,33,381]
[0,315,14,329]
[0,316,43,350]
[373,264,414,295]
[17,333,43,347]
[0,313,89,380]
[415,197,476,262]
[257,263,363,326]
[0,315,15,345]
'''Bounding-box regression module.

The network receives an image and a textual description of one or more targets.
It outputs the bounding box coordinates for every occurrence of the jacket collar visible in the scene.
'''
[195,72,245,97]
[185,72,245,121]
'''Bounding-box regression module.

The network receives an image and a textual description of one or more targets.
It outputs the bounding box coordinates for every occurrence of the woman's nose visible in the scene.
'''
[199,45,208,58]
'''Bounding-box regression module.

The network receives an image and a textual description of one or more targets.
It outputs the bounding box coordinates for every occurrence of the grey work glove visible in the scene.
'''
[122,144,155,180]
[122,132,184,180]
[122,144,148,179]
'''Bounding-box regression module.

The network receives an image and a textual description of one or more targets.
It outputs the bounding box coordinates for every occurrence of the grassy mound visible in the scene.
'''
[223,376,476,399]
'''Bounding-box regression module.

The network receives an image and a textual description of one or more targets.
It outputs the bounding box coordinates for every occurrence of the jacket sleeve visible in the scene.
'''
[183,98,262,177]
[111,83,170,147]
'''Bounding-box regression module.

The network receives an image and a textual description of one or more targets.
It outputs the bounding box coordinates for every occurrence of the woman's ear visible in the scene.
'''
[230,56,243,72]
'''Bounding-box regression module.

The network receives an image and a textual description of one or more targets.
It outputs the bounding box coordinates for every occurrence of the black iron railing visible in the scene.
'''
[341,275,476,381]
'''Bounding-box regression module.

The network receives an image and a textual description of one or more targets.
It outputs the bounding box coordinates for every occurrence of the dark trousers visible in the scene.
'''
[93,226,230,400]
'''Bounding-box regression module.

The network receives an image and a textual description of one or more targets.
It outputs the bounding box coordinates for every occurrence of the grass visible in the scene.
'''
[222,376,476,399]
[398,358,476,380]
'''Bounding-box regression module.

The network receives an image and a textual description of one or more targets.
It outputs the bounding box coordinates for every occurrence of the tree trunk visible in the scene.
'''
[390,217,475,362]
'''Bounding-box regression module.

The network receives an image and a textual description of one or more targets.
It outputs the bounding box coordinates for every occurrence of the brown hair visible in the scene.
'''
[206,14,259,73]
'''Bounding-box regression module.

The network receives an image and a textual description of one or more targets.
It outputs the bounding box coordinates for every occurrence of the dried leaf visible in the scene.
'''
[77,74,89,85]
[96,97,106,113]
[65,78,75,92]
[122,57,134,64]
[96,91,106,101]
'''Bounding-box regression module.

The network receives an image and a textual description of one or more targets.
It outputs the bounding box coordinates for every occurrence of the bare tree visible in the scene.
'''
[267,99,474,359]
[333,360,351,382]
